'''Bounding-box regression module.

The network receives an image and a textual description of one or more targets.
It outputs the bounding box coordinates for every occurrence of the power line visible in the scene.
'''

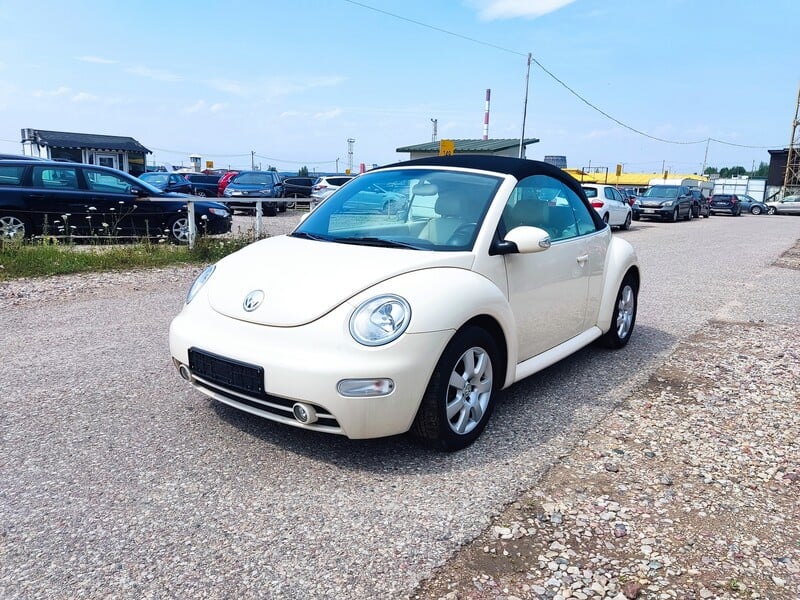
[342,0,784,150]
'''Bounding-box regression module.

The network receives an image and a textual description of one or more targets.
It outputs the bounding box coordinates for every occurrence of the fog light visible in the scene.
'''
[337,378,395,397]
[292,402,318,424]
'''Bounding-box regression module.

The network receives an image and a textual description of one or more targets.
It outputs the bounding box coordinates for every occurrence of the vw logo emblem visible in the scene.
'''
[243,290,264,312]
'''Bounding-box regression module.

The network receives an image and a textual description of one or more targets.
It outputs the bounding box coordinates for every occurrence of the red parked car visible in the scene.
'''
[217,171,239,196]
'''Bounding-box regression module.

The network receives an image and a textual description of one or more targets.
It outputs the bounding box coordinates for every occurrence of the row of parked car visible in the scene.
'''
[138,170,357,217]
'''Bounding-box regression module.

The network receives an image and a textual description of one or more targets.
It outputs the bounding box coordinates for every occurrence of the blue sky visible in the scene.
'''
[0,0,797,175]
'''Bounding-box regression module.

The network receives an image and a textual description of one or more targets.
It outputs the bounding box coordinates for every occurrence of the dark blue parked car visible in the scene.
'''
[222,170,287,215]
[0,159,231,243]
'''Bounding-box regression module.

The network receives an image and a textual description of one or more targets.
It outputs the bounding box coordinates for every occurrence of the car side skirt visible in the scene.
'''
[514,327,602,383]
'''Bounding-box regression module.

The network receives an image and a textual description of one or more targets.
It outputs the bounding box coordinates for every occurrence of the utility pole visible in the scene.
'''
[336,157,340,174]
[782,81,800,198]
[701,138,710,175]
[518,53,532,159]
[431,118,438,143]
[251,150,255,170]
[347,138,355,174]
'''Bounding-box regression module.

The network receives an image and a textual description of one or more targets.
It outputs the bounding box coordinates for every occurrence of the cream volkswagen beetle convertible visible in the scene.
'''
[170,156,640,451]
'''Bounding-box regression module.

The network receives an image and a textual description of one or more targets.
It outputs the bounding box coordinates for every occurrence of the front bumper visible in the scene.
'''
[633,205,671,219]
[169,297,452,440]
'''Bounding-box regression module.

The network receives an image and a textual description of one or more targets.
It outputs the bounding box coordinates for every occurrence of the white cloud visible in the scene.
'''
[210,103,226,112]
[205,75,346,99]
[184,100,206,113]
[471,0,577,20]
[72,92,99,102]
[32,86,71,98]
[313,108,343,120]
[125,65,183,82]
[77,55,116,65]
[205,79,247,95]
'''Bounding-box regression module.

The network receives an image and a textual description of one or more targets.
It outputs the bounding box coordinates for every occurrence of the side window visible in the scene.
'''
[33,166,79,190]
[0,165,25,185]
[604,187,615,201]
[84,168,132,194]
[503,174,598,241]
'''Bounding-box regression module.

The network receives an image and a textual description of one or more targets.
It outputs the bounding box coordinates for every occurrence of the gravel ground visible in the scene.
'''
[0,211,798,600]
[412,241,800,600]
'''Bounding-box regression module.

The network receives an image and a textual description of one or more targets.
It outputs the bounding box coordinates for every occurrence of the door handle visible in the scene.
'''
[576,254,589,265]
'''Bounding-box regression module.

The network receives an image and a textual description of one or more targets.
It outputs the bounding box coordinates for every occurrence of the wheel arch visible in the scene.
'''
[597,239,640,334]
[459,314,509,391]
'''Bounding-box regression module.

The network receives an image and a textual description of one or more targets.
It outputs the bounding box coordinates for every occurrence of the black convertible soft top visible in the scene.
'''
[376,154,589,206]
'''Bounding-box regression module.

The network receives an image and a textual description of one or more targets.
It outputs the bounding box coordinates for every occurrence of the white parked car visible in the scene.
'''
[170,156,640,451]
[310,175,355,203]
[581,184,632,229]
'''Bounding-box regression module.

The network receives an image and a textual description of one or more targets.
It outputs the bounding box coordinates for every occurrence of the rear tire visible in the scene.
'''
[411,326,499,452]
[620,212,631,230]
[751,206,762,215]
[0,214,32,240]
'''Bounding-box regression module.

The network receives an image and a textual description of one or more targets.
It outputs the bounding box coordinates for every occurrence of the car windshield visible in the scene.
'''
[140,173,168,187]
[234,172,274,185]
[581,187,598,198]
[292,168,502,251]
[644,186,678,198]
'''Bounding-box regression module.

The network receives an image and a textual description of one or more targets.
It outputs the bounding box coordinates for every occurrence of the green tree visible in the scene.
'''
[298,166,309,176]
[754,161,769,177]
[704,166,719,175]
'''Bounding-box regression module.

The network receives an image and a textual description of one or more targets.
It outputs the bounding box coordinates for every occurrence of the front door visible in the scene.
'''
[501,174,597,360]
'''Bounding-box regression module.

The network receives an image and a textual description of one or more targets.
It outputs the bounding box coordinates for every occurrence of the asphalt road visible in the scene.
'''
[1,213,798,599]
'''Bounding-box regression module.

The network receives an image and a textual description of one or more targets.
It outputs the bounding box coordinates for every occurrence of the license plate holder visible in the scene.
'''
[189,348,264,396]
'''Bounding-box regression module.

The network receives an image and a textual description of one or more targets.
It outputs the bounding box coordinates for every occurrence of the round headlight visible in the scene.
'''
[186,264,215,304]
[350,295,411,346]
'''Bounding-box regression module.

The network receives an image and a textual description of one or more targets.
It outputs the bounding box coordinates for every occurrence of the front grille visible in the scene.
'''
[189,348,264,397]
[187,347,341,431]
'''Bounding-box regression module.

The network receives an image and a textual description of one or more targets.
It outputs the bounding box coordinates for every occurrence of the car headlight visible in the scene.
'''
[186,265,215,304]
[350,295,411,346]
[662,200,674,207]
[208,207,229,217]
[223,189,233,196]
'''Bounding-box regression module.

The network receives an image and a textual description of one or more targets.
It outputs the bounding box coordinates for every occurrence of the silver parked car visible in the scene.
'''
[766,195,800,215]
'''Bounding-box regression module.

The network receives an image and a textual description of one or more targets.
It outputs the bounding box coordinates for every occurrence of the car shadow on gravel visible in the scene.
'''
[210,323,676,475]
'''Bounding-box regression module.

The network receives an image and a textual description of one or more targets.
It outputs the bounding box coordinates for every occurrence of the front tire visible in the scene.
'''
[194,190,208,198]
[751,206,762,215]
[167,216,190,244]
[599,272,638,349]
[411,326,499,452]
[767,206,777,215]
[670,207,679,222]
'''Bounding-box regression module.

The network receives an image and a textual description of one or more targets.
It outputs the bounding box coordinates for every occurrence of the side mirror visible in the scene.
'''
[491,226,551,255]
[130,186,148,197]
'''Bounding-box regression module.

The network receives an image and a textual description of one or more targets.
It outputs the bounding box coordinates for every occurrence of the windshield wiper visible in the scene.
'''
[291,231,331,242]
[333,236,419,249]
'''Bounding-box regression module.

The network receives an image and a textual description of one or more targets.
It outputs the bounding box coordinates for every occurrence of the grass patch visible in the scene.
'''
[0,235,253,281]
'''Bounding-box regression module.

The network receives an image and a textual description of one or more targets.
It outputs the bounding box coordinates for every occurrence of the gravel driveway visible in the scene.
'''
[1,212,798,599]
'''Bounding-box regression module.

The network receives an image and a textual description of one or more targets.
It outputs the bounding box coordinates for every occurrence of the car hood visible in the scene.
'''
[206,235,474,326]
